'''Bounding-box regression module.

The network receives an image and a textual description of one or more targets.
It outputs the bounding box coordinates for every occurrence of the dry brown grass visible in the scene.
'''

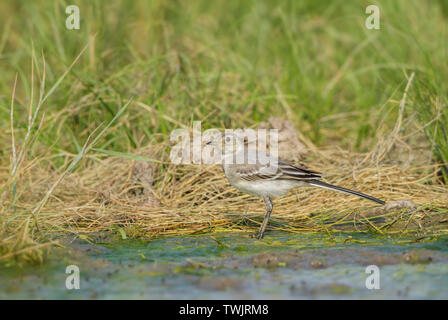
[1,136,447,265]
[58,146,448,236]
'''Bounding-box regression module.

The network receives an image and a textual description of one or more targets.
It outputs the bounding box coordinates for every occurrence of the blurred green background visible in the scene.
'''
[0,0,447,174]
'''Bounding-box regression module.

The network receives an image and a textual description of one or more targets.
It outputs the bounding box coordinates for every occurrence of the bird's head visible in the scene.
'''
[204,131,246,153]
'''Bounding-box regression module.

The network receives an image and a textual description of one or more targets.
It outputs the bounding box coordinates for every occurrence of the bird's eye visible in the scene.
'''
[225,137,231,142]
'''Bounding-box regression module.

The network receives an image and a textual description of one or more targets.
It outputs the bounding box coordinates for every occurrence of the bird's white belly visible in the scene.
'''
[228,178,305,198]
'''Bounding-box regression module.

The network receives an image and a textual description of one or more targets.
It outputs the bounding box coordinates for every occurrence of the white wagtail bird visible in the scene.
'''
[205,131,386,239]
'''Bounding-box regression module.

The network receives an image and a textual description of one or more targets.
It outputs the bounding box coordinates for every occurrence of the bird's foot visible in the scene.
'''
[250,231,264,240]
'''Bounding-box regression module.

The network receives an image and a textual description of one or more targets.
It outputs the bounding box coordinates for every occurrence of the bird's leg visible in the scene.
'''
[251,196,273,240]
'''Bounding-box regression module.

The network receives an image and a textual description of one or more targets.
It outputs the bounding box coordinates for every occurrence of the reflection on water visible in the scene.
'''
[1,232,448,299]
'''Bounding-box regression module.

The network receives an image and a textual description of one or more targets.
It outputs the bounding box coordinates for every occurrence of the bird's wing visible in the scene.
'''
[236,160,321,182]
[277,160,322,181]
[234,163,282,181]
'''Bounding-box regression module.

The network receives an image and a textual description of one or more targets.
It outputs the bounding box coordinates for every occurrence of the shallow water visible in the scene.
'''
[1,232,448,299]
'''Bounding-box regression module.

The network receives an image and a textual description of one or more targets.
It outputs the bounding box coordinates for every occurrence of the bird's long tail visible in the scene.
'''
[307,179,385,205]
